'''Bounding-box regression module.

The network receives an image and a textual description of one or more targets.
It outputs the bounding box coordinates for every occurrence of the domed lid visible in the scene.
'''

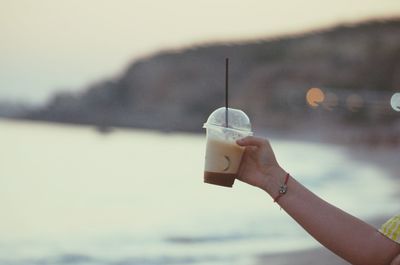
[203,107,252,132]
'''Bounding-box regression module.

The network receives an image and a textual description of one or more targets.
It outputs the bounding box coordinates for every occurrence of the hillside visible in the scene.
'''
[25,19,400,134]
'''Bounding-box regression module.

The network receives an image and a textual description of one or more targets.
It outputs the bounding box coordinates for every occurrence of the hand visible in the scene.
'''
[236,136,286,192]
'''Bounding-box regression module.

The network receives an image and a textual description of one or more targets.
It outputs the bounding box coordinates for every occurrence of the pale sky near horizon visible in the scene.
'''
[1,0,400,104]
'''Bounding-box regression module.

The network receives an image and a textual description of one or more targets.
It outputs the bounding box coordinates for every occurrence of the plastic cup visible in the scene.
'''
[203,107,253,187]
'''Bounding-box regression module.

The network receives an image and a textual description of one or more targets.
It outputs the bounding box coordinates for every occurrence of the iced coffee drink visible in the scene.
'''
[203,107,252,187]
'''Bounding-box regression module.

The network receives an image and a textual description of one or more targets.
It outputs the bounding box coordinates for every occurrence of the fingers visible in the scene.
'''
[237,136,269,148]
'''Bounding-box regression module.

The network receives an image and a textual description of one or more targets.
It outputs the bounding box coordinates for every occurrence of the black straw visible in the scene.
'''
[225,58,229,128]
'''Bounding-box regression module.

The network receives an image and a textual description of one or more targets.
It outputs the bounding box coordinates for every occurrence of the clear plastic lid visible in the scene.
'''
[203,107,252,132]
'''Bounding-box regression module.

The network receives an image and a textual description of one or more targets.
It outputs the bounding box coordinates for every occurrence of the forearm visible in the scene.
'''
[260,167,400,265]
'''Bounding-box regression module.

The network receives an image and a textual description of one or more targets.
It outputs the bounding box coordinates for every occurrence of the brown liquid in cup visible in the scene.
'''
[204,171,236,187]
[203,138,244,188]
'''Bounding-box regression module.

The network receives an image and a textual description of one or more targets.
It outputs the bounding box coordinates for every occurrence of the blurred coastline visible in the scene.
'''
[1,17,400,265]
[1,19,400,139]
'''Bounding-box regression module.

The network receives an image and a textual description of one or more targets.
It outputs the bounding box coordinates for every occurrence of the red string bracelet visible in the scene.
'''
[273,173,290,203]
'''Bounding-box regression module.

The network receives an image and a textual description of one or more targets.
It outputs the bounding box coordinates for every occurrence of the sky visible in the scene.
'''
[1,0,400,104]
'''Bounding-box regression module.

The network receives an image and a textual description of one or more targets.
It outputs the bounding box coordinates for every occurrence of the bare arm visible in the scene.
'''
[391,254,400,265]
[236,136,400,265]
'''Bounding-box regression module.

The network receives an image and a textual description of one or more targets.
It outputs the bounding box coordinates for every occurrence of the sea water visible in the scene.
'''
[0,119,398,265]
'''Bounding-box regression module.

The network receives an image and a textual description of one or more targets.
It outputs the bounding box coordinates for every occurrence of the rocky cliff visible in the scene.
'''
[26,19,400,133]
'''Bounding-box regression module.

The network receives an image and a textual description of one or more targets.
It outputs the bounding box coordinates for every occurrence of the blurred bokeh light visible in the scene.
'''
[391,92,400,112]
[322,92,339,111]
[306,87,325,108]
[346,94,364,112]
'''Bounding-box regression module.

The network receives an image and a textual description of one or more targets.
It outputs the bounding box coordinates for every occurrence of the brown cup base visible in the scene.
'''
[204,171,236,187]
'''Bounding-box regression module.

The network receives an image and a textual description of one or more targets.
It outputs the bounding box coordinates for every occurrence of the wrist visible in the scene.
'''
[258,166,288,198]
